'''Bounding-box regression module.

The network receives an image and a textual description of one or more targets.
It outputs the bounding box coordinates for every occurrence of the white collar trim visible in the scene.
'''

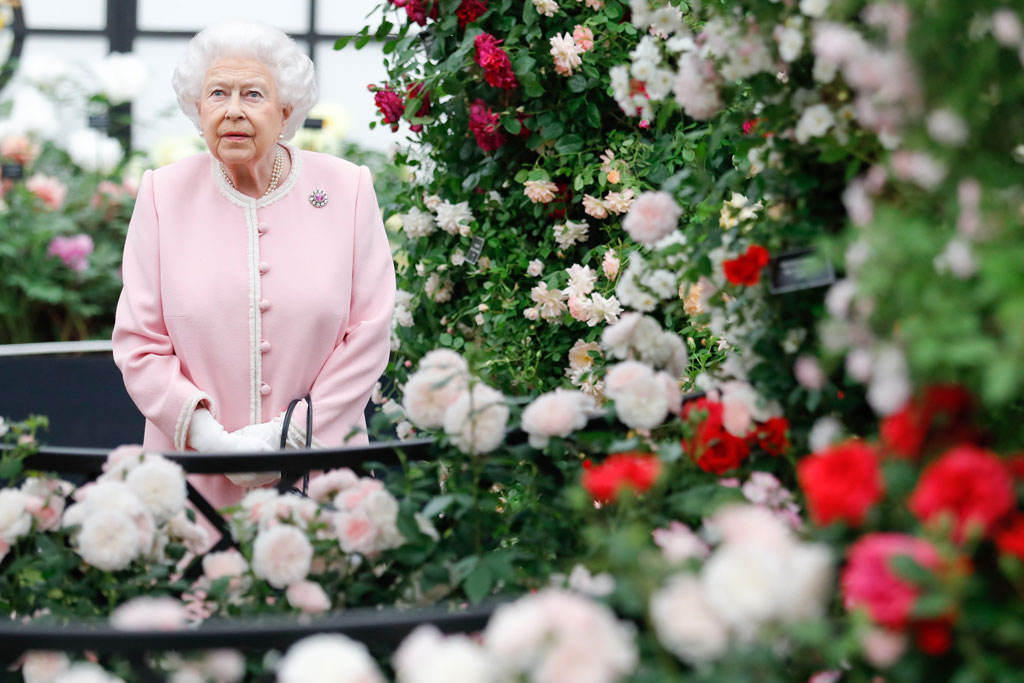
[211,142,303,209]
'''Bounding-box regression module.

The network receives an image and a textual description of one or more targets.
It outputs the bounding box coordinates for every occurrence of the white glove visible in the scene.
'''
[233,419,284,450]
[187,409,280,488]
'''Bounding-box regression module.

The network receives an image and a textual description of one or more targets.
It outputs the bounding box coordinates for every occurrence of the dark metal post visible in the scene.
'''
[105,0,138,150]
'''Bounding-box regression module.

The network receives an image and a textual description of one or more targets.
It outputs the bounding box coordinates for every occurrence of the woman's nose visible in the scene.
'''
[226,91,245,118]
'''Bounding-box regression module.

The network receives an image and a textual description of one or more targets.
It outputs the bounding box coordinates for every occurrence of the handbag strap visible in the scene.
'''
[280,394,312,494]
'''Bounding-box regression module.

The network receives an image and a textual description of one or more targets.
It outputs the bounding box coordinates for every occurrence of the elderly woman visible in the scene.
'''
[112,21,395,505]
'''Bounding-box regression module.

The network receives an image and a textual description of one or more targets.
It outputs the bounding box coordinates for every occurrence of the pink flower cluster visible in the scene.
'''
[389,0,437,25]
[47,234,94,273]
[26,174,67,211]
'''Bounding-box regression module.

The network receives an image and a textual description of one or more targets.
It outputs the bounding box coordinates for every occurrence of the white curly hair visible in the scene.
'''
[171,21,318,141]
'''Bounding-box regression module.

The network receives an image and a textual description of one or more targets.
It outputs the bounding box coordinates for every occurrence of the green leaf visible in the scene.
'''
[585,101,601,128]
[440,332,453,346]
[567,74,588,93]
[207,576,231,600]
[502,117,522,135]
[422,494,455,518]
[512,55,536,76]
[334,36,353,50]
[555,134,584,154]
[913,593,955,619]
[464,563,494,603]
[541,122,565,140]
[890,554,933,585]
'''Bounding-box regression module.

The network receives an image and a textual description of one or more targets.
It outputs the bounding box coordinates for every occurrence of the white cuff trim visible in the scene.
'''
[175,391,212,451]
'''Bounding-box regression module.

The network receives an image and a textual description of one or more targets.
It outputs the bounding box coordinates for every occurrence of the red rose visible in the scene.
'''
[393,0,438,25]
[467,99,506,153]
[456,0,487,27]
[681,398,750,474]
[797,440,884,526]
[841,533,941,629]
[373,88,404,131]
[750,416,790,456]
[582,452,661,503]
[995,515,1024,559]
[881,384,975,458]
[473,33,518,90]
[723,245,770,286]
[909,445,1014,541]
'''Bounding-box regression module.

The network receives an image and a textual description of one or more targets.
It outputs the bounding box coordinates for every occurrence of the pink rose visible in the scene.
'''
[47,234,94,273]
[794,355,827,390]
[602,250,620,280]
[202,549,248,582]
[286,580,331,615]
[308,469,360,503]
[0,134,40,165]
[652,521,709,562]
[573,25,595,51]
[567,295,590,321]
[110,597,188,631]
[335,512,377,556]
[26,174,68,211]
[252,525,313,589]
[622,191,682,245]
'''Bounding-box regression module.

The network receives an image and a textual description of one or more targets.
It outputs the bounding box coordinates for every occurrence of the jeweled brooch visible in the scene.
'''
[309,189,328,208]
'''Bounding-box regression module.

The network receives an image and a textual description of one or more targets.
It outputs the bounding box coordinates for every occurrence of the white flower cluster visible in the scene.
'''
[485,589,638,682]
[424,272,454,303]
[331,474,405,557]
[278,634,385,683]
[552,218,589,250]
[281,589,637,683]
[67,129,124,174]
[61,447,202,572]
[402,206,437,239]
[650,505,831,665]
[602,312,688,378]
[0,475,73,563]
[434,200,475,236]
[402,349,509,455]
[565,263,624,327]
[718,192,763,231]
[615,253,680,312]
[610,30,676,119]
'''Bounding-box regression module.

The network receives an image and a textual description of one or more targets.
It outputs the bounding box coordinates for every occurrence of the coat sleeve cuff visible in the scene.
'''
[174,391,213,451]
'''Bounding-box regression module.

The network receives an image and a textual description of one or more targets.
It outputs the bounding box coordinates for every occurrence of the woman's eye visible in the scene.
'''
[211,89,224,97]
[247,91,263,99]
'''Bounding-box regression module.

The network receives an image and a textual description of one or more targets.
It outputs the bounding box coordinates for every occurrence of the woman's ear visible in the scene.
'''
[281,105,294,130]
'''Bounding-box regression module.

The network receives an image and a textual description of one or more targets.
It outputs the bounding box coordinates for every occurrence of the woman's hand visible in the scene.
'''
[188,408,273,453]
[232,420,283,450]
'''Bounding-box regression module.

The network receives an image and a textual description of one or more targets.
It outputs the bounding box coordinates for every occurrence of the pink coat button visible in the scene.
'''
[260,383,271,396]
[259,261,269,274]
[259,299,270,311]
[258,223,268,234]
[260,340,271,353]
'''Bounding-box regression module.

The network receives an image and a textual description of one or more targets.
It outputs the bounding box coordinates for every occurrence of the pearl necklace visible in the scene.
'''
[219,145,285,198]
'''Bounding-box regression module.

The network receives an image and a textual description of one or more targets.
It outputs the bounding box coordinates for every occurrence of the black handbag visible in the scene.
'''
[279,394,312,494]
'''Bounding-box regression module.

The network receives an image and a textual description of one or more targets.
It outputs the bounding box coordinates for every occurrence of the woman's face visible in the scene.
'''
[197,57,292,167]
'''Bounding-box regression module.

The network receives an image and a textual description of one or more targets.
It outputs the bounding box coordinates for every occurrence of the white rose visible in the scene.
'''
[650,574,729,664]
[66,129,123,174]
[605,361,669,429]
[395,625,497,683]
[277,634,385,683]
[76,509,141,571]
[402,365,469,429]
[0,489,31,542]
[93,52,147,104]
[22,651,70,683]
[125,457,186,523]
[799,0,829,18]
[443,383,509,455]
[701,542,788,636]
[53,662,124,683]
[521,389,589,448]
[775,543,832,622]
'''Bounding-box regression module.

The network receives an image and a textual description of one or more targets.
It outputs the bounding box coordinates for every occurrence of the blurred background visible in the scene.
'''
[2,0,394,152]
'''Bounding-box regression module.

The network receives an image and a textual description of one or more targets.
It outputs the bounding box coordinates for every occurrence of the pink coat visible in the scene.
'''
[112,145,395,509]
